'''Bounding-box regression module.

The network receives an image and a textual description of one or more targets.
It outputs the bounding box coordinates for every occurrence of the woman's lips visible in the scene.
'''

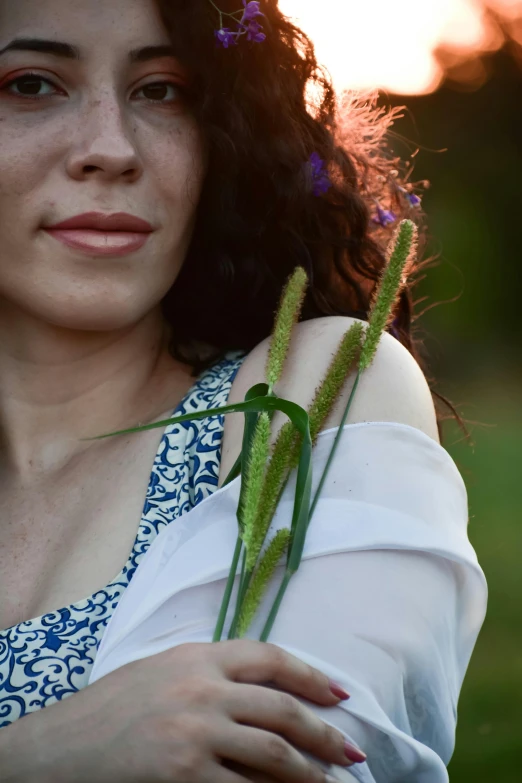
[44,228,151,256]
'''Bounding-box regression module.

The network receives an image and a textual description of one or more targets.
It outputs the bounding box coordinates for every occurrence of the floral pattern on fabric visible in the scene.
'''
[0,350,246,728]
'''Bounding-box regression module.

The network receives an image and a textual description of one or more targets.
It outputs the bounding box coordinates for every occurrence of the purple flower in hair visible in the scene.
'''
[243,19,266,42]
[308,152,332,196]
[242,0,263,20]
[214,27,238,48]
[212,0,266,47]
[238,1,266,42]
[372,205,396,227]
[398,186,422,208]
[407,192,421,207]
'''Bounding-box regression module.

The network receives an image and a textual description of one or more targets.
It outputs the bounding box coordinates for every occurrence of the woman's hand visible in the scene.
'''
[222,762,309,782]
[2,639,358,783]
[223,761,360,782]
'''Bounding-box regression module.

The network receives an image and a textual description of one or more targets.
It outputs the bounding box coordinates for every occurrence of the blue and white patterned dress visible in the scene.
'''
[0,350,246,728]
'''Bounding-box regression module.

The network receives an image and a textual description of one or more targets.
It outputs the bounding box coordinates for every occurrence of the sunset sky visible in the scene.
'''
[279,0,522,94]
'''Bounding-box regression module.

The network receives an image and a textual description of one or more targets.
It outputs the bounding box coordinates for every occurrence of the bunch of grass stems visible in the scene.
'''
[84,220,418,645]
[213,219,418,643]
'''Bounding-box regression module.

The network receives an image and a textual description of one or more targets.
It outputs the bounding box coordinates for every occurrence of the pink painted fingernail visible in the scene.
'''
[328,679,350,700]
[344,739,367,763]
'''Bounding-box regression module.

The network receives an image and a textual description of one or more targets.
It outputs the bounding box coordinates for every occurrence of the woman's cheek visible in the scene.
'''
[0,120,67,186]
[144,119,206,200]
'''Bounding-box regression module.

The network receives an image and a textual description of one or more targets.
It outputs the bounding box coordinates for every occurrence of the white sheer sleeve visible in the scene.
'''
[89,422,488,783]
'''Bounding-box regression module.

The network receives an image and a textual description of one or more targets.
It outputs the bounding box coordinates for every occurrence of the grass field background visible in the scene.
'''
[439,359,521,781]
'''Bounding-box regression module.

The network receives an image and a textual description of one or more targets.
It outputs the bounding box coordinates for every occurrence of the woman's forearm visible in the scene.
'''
[0,707,65,783]
[0,714,40,782]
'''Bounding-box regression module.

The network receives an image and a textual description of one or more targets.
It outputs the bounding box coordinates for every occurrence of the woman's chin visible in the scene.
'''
[8,295,156,333]
[43,308,151,333]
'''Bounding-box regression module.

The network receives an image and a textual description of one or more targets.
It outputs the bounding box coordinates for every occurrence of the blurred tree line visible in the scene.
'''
[383,44,522,385]
[379,38,522,781]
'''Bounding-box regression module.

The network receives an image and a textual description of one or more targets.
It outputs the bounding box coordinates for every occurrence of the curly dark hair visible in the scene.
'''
[156,0,469,447]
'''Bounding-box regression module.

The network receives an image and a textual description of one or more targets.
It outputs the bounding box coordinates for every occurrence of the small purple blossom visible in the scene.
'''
[308,152,332,197]
[238,1,266,42]
[214,27,238,48]
[372,205,396,227]
[309,151,323,177]
[213,1,266,47]
[398,186,422,207]
[242,19,266,42]
[242,0,263,21]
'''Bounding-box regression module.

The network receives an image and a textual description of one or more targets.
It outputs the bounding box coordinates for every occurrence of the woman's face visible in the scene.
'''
[0,0,206,331]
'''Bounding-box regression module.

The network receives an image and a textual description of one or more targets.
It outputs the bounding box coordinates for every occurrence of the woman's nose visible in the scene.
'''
[65,96,143,183]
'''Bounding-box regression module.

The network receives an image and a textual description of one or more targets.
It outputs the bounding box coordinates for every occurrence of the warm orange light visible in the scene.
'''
[279,0,519,95]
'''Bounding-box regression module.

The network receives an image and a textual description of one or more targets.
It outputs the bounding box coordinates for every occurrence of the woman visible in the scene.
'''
[0,1,487,781]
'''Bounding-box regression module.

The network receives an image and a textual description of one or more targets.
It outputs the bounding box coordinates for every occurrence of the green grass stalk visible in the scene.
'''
[229,267,309,633]
[260,220,418,641]
[212,534,243,642]
[266,267,308,394]
[359,219,418,370]
[241,412,271,556]
[236,528,290,637]
[230,322,364,636]
[311,219,418,520]
[226,411,271,638]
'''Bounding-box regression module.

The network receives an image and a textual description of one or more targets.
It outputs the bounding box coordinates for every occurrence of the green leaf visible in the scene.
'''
[81,390,291,442]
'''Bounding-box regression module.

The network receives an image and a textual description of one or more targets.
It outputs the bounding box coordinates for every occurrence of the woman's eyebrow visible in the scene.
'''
[0,38,80,59]
[0,38,178,63]
[129,45,178,63]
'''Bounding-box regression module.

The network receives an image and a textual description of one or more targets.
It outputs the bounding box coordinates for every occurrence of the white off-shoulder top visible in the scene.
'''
[89,422,488,783]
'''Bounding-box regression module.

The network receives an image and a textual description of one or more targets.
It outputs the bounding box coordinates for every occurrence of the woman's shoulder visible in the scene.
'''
[218,315,439,486]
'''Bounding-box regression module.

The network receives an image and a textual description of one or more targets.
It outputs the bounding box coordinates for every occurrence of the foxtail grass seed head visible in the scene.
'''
[236,528,291,637]
[241,411,271,553]
[359,219,418,371]
[307,322,364,445]
[247,326,364,533]
[269,419,301,477]
[266,267,308,391]
[243,420,300,570]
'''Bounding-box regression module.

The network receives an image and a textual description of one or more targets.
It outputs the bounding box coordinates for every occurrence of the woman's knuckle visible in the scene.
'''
[304,663,320,687]
[228,638,255,655]
[173,745,205,778]
[278,692,300,721]
[323,721,342,749]
[173,641,199,661]
[177,712,209,742]
[265,734,291,764]
[265,642,288,672]
[308,760,328,782]
[138,713,175,745]
[178,674,214,704]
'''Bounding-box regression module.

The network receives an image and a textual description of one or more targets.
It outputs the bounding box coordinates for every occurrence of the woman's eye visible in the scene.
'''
[2,73,58,98]
[133,81,185,104]
[0,75,187,105]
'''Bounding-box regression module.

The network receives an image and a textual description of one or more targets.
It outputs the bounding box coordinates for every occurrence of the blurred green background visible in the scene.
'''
[383,37,521,782]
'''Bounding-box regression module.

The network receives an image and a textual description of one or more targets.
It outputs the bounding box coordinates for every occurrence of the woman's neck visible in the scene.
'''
[0,303,187,479]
